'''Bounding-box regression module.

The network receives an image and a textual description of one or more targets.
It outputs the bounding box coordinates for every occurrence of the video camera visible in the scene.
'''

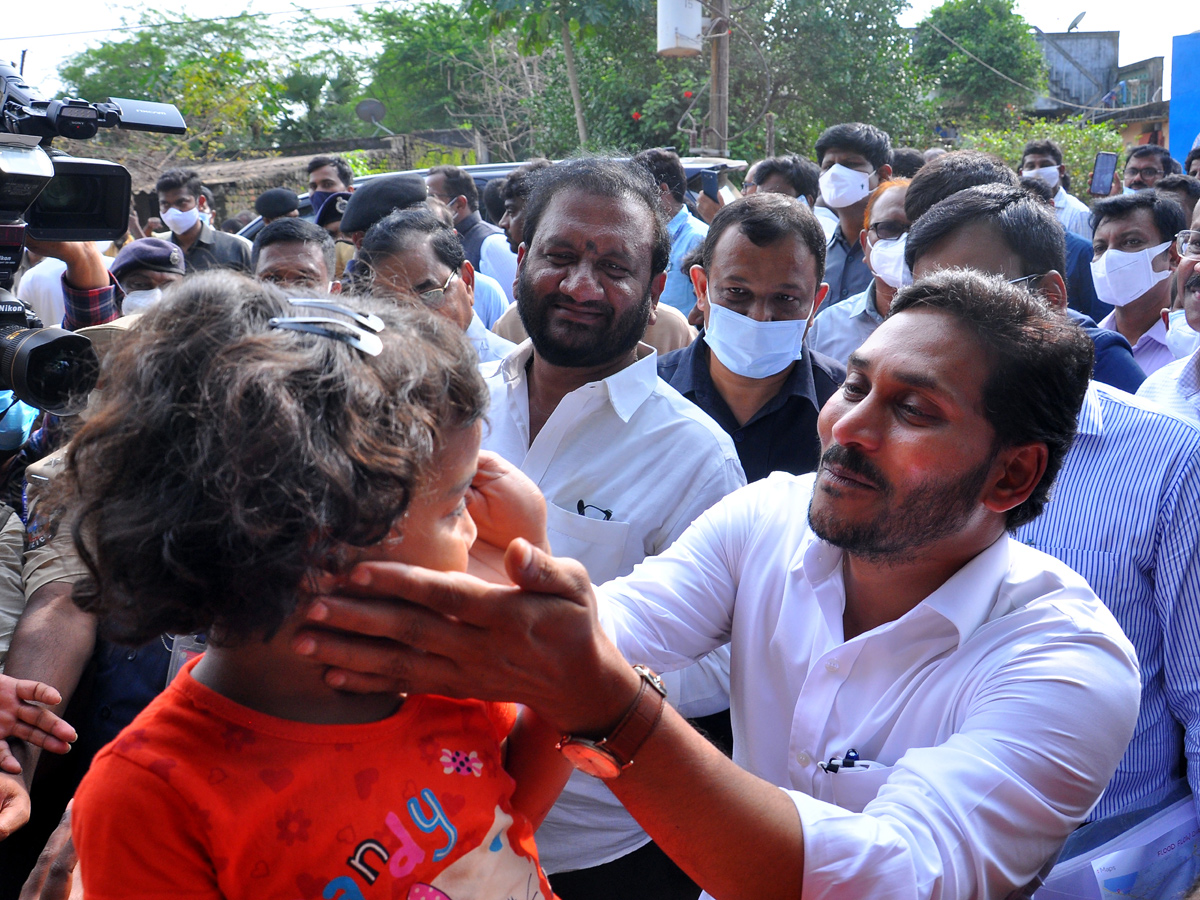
[0,61,186,414]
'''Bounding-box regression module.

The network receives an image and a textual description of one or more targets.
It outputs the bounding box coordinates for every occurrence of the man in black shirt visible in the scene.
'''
[156,168,251,274]
[659,193,844,482]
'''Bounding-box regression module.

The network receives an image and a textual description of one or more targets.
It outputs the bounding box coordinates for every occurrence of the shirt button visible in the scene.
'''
[796,750,811,766]
[733,431,744,443]
[825,658,839,672]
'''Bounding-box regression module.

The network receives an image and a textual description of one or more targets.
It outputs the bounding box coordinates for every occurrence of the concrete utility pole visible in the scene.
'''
[706,0,729,156]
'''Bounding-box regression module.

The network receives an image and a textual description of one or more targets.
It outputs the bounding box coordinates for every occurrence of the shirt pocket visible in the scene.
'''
[828,763,896,813]
[546,501,632,583]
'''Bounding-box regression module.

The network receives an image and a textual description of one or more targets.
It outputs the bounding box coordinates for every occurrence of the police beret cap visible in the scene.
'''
[338,175,427,234]
[111,238,186,280]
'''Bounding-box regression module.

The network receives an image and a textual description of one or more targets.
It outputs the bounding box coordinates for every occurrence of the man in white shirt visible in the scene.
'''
[1092,190,1187,376]
[299,268,1140,900]
[1018,139,1093,238]
[481,157,744,898]
[632,148,709,317]
[352,208,516,364]
[1138,208,1200,425]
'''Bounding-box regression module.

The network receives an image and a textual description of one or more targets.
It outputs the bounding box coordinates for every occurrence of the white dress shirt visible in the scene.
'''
[482,340,746,873]
[465,312,516,364]
[598,472,1141,900]
[471,270,510,330]
[1137,350,1200,427]
[478,233,517,304]
[1055,187,1093,239]
[1099,311,1174,377]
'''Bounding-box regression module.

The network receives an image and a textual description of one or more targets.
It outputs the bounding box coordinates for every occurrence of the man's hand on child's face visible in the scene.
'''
[0,770,30,839]
[0,676,77,773]
[467,451,549,555]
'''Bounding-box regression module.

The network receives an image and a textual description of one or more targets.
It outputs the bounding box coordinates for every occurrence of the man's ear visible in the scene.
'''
[1037,271,1069,312]
[809,283,830,323]
[1168,242,1182,271]
[516,243,527,268]
[461,260,477,308]
[329,280,342,294]
[877,163,892,183]
[649,271,666,304]
[690,265,710,315]
[982,442,1048,518]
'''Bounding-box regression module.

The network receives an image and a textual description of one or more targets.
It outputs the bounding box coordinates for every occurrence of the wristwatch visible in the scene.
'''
[557,665,668,779]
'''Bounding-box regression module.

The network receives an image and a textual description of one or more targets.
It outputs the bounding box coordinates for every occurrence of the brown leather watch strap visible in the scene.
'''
[598,664,667,768]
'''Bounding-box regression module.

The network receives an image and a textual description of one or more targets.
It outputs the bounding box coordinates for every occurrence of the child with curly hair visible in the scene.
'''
[66,271,569,900]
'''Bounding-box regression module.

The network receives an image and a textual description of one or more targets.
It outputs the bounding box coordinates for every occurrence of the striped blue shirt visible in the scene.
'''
[1016,381,1200,820]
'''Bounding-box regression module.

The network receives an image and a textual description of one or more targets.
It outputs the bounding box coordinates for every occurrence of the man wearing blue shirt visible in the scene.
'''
[633,149,708,317]
[908,182,1200,830]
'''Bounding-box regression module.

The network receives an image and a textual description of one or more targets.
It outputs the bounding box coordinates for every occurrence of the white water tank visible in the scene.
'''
[657,0,702,57]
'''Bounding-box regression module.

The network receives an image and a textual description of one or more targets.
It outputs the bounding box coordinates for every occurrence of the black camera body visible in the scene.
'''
[0,61,185,413]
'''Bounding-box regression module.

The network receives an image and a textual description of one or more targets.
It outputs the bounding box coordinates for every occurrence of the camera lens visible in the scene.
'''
[0,326,98,415]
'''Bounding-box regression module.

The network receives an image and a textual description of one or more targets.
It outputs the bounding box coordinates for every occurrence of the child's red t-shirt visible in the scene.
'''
[73,657,555,900]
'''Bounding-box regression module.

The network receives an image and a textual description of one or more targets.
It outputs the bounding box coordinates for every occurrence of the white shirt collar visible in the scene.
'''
[500,341,660,424]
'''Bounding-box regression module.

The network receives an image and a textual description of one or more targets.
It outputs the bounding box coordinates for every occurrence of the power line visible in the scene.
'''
[4,1,386,43]
[925,21,1165,116]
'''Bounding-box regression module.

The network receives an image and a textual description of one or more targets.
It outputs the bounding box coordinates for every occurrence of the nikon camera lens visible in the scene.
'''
[0,298,97,415]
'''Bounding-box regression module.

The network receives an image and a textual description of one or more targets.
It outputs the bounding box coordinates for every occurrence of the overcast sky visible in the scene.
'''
[2,0,1192,112]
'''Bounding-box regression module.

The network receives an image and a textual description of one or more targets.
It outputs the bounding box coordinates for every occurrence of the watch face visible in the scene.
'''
[559,741,623,779]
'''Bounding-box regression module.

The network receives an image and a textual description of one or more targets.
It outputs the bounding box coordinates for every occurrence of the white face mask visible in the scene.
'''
[818,164,873,210]
[161,206,200,235]
[704,295,808,379]
[1166,308,1200,360]
[1090,241,1172,307]
[867,233,909,290]
[121,287,163,313]
[1026,165,1060,191]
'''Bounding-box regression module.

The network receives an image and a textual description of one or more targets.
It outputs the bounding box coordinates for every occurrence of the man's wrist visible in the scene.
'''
[551,647,644,738]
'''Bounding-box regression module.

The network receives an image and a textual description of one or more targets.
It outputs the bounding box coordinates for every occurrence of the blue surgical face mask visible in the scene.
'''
[703,295,808,378]
[309,191,335,216]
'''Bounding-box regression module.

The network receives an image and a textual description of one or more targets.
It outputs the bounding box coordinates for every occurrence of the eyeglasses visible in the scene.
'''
[867,220,909,242]
[1177,230,1200,260]
[1008,273,1046,288]
[417,269,458,308]
[1124,166,1163,180]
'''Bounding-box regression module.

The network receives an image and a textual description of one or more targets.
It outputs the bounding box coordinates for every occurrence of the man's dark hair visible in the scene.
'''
[252,217,337,276]
[354,208,466,296]
[1017,175,1054,205]
[905,150,1019,222]
[701,192,827,283]
[1091,189,1188,243]
[889,147,926,179]
[502,158,552,203]
[752,154,820,200]
[1186,148,1200,174]
[63,272,487,646]
[156,167,204,199]
[1156,174,1200,202]
[1020,139,1064,167]
[427,165,480,211]
[815,123,892,171]
[307,155,353,187]
[521,157,671,277]
[906,183,1066,278]
[888,269,1093,529]
[1127,144,1179,175]
[633,148,688,204]
[481,177,505,223]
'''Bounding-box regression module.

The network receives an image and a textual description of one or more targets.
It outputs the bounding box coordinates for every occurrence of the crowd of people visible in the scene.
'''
[0,124,1198,900]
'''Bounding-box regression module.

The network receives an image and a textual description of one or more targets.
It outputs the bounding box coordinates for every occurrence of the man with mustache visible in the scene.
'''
[298,268,1139,900]
[475,157,745,899]
[1138,201,1200,425]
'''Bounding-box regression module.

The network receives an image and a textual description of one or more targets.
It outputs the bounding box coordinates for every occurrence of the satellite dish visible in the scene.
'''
[355,99,394,135]
[1067,11,1085,31]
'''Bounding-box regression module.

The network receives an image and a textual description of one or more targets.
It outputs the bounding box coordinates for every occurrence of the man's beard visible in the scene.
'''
[807,441,996,565]
[515,267,653,368]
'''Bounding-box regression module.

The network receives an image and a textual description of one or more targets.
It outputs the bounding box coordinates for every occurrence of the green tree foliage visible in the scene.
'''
[913,0,1047,124]
[959,118,1123,201]
[58,13,280,159]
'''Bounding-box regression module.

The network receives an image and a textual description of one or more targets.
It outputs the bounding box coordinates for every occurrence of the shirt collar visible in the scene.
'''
[499,341,659,423]
[1142,315,1170,349]
[1053,187,1068,209]
[678,337,822,409]
[1076,381,1103,436]
[797,521,1014,648]
[456,211,483,237]
[847,283,883,323]
[1182,351,1200,398]
[668,205,691,236]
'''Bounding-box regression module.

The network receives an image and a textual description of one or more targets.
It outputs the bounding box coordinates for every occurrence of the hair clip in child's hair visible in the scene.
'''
[268,316,384,356]
[269,299,386,356]
[286,299,385,334]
